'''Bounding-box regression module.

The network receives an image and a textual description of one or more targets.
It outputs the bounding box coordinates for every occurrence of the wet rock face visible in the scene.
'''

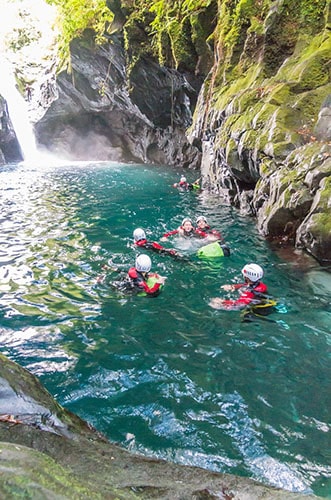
[0,97,23,164]
[35,34,202,169]
[188,1,331,266]
[314,95,331,141]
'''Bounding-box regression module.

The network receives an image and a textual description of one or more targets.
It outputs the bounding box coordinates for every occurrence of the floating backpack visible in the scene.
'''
[197,241,230,258]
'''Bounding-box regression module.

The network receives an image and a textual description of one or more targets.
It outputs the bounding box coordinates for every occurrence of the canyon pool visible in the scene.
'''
[0,160,330,497]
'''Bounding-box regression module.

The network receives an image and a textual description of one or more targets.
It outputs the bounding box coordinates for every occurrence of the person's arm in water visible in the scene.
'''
[160,229,179,241]
[97,260,123,283]
[194,228,209,238]
[221,283,245,291]
[150,241,182,258]
[136,238,185,260]
[211,282,268,309]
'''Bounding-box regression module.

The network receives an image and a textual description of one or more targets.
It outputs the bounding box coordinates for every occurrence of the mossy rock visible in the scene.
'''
[259,158,279,177]
[0,442,107,500]
[306,211,331,238]
[216,114,241,146]
[239,128,259,150]
[314,175,331,211]
[1,352,320,499]
[276,33,331,90]
[297,177,331,264]
[168,17,197,72]
[266,140,297,160]
[289,84,331,125]
[304,157,331,191]
[214,63,264,108]
[251,102,279,129]
[225,137,239,165]
[292,50,330,92]
[231,87,261,113]
[265,83,292,107]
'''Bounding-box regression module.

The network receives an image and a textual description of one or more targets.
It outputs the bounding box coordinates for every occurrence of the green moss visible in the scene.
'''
[259,158,277,176]
[145,0,217,71]
[233,88,261,113]
[44,0,114,70]
[298,0,328,32]
[251,102,278,129]
[266,84,291,106]
[214,63,264,107]
[317,176,331,207]
[240,129,259,149]
[310,212,331,236]
[276,32,331,83]
[291,84,331,125]
[293,50,330,92]
[225,138,240,164]
[270,140,297,159]
[248,16,265,36]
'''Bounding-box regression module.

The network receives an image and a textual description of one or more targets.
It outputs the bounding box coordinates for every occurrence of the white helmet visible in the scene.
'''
[133,228,146,242]
[196,215,207,224]
[242,263,264,282]
[180,176,187,182]
[136,254,151,273]
[182,217,192,225]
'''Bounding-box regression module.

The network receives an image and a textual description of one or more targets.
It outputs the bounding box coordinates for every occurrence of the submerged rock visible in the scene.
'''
[0,353,320,499]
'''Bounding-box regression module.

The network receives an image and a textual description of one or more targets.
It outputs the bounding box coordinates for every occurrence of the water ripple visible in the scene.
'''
[0,162,329,497]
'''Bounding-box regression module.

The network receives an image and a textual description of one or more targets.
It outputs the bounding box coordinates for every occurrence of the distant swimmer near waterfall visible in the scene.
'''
[173,176,201,191]
[25,84,32,101]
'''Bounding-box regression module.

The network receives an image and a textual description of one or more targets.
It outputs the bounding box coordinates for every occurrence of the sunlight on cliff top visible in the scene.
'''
[0,0,59,66]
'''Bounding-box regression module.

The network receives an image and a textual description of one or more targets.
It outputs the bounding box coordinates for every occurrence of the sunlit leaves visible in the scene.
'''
[45,0,113,70]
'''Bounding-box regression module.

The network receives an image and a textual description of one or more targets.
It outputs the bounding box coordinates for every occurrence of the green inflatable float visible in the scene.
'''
[137,274,164,297]
[197,241,230,259]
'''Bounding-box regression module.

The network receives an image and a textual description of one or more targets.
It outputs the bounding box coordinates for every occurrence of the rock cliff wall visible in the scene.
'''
[188,0,331,265]
[34,32,202,169]
[0,96,23,164]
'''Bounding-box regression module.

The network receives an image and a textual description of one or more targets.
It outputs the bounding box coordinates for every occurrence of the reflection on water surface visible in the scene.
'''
[0,161,330,497]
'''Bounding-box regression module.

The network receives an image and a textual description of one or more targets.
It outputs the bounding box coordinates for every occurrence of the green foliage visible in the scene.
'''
[149,0,214,68]
[222,0,270,49]
[297,0,327,31]
[5,7,42,52]
[45,0,113,70]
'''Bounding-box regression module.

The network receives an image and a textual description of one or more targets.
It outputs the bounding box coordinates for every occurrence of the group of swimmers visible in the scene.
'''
[118,214,227,297]
[100,175,274,317]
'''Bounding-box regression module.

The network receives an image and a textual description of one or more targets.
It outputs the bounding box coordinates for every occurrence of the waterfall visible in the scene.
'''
[0,58,39,162]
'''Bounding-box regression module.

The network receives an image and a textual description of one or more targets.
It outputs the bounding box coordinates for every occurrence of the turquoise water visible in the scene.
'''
[0,160,330,497]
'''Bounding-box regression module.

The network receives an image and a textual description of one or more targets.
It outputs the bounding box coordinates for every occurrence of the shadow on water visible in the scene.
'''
[0,161,330,497]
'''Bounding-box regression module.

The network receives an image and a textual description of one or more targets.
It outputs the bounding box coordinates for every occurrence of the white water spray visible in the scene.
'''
[0,58,39,161]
